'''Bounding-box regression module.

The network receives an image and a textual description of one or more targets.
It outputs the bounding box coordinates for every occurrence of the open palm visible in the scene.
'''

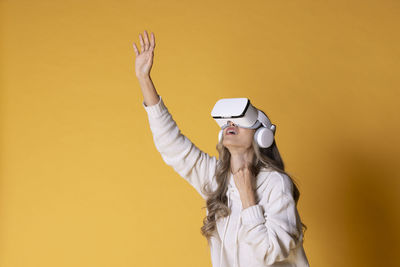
[133,30,156,77]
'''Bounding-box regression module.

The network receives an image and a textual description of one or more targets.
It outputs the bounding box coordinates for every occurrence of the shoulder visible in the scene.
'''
[267,170,294,196]
[257,168,294,202]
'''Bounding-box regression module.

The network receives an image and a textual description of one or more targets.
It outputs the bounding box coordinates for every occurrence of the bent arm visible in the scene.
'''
[238,173,303,265]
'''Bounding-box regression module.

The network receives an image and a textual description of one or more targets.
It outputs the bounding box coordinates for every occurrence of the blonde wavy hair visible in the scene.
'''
[199,133,307,246]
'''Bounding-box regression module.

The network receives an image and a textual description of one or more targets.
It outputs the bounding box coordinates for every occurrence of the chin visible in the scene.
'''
[223,141,243,148]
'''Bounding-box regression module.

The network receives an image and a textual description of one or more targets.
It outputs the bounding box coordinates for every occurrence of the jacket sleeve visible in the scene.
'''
[142,95,217,200]
[238,172,302,265]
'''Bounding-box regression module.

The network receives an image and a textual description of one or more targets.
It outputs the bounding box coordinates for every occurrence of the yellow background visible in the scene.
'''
[1,0,399,266]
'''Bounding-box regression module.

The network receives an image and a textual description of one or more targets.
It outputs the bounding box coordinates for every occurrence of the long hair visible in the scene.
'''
[199,130,308,246]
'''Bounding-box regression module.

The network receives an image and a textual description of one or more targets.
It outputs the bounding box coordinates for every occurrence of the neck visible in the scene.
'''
[229,147,254,175]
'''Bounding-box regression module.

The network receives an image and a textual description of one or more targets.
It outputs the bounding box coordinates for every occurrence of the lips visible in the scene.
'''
[226,126,237,135]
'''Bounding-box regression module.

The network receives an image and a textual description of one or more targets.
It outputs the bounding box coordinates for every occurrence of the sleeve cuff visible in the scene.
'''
[241,204,266,225]
[142,95,168,118]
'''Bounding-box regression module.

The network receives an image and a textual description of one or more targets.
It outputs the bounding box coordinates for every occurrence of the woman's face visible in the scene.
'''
[222,121,256,151]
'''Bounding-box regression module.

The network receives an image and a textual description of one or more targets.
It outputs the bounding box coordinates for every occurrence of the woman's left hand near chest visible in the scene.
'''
[233,165,257,209]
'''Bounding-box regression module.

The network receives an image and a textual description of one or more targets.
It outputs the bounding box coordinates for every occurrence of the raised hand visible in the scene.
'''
[133,30,156,78]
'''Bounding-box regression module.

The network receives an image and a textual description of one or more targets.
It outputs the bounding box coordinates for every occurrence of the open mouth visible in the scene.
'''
[226,127,237,135]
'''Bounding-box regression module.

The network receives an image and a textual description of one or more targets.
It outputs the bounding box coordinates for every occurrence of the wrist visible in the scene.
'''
[137,73,151,81]
[242,201,257,210]
[241,193,256,209]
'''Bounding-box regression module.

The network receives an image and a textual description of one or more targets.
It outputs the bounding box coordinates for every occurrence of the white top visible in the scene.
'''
[142,95,310,267]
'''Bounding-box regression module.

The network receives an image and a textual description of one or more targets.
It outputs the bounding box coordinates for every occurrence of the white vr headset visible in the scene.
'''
[211,98,276,148]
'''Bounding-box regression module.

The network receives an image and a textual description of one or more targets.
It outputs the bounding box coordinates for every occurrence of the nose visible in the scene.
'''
[228,121,236,127]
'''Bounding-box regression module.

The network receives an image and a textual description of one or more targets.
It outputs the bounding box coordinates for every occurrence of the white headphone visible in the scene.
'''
[218,110,276,148]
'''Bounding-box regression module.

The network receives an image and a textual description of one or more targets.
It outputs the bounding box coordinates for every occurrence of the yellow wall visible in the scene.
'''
[1,0,399,266]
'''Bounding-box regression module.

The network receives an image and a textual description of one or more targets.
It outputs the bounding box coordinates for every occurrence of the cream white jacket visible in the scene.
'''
[142,95,310,267]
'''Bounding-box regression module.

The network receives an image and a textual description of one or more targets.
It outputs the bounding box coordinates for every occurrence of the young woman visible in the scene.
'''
[133,30,310,267]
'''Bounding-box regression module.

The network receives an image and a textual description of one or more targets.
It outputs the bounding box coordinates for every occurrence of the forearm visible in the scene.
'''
[137,74,160,106]
[241,189,257,209]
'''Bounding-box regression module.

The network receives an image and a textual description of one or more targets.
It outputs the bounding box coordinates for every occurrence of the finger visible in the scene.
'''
[236,169,244,176]
[143,30,150,51]
[132,42,139,56]
[150,32,155,50]
[139,34,144,53]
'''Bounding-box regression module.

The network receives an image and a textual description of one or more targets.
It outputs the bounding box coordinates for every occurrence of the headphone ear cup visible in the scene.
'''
[254,127,274,148]
[218,130,223,143]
